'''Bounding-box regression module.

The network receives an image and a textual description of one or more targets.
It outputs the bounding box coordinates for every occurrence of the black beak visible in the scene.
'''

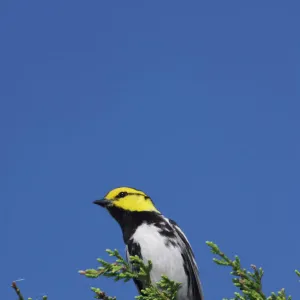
[93,199,111,207]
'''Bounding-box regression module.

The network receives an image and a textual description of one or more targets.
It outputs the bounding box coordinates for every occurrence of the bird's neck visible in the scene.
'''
[107,206,162,243]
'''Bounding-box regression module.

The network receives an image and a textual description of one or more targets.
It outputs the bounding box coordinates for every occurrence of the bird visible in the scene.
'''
[93,187,204,300]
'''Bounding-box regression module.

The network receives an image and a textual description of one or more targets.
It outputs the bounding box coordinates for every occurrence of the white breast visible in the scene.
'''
[130,223,189,299]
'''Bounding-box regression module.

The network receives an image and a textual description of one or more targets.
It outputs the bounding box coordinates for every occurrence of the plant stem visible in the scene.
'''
[11,282,24,300]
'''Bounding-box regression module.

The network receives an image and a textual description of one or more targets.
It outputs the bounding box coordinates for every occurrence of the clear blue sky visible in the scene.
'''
[1,1,299,299]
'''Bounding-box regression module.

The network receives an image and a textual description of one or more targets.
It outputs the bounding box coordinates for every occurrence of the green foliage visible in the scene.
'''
[79,249,180,300]
[136,276,181,300]
[80,249,152,285]
[11,242,299,300]
[90,287,117,300]
[206,241,293,300]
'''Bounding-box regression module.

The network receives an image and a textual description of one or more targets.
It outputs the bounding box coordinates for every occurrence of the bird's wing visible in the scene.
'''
[126,240,144,293]
[168,218,204,300]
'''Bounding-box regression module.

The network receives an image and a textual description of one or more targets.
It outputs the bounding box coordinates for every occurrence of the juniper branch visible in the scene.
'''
[79,249,181,300]
[10,242,300,300]
[11,282,24,300]
[11,282,47,300]
[206,241,293,300]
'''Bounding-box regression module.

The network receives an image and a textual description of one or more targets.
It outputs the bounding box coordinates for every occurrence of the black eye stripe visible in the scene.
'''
[116,191,128,199]
[115,192,150,199]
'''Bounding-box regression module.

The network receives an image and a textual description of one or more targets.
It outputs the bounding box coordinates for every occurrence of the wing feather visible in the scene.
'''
[169,219,204,300]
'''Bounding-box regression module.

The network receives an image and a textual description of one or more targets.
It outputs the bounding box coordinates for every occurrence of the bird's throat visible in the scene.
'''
[106,206,162,243]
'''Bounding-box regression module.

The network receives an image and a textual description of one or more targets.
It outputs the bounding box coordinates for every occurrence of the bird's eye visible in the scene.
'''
[117,191,128,198]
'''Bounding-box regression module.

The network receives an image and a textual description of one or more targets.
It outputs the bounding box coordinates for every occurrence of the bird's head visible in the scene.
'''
[94,187,160,213]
